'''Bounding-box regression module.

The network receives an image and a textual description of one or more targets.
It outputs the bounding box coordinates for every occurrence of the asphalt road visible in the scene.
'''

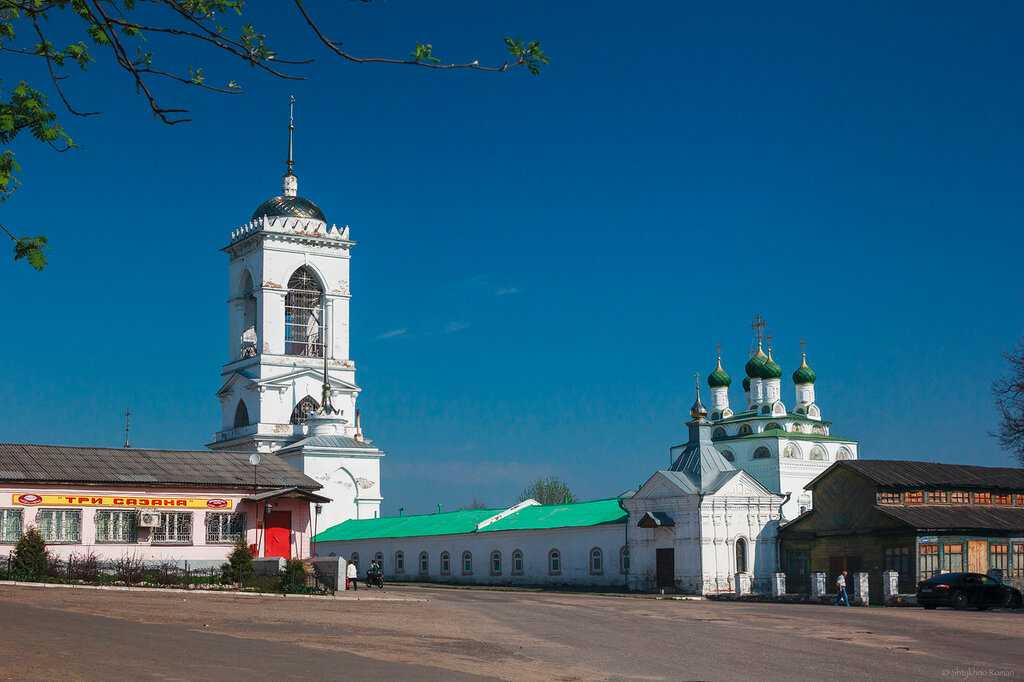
[0,584,1020,681]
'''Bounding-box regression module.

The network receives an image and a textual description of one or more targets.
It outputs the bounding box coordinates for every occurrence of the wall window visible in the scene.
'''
[394,551,405,574]
[738,424,753,436]
[735,538,747,574]
[974,492,992,505]
[490,550,502,576]
[440,551,451,576]
[619,546,630,575]
[1016,495,1024,507]
[548,549,561,576]
[233,400,250,429]
[884,547,912,576]
[809,445,827,461]
[765,422,782,432]
[349,552,359,570]
[1013,544,1024,581]
[284,266,325,358]
[942,544,963,573]
[990,544,1009,572]
[0,508,23,544]
[712,427,726,439]
[206,512,244,544]
[811,424,827,435]
[462,551,473,575]
[877,492,900,504]
[374,551,384,567]
[95,510,138,543]
[904,491,924,504]
[929,490,950,504]
[720,449,735,462]
[782,444,800,459]
[152,512,192,545]
[36,510,81,544]
[753,446,771,459]
[994,493,1012,505]
[511,549,524,575]
[950,491,969,504]
[290,395,321,425]
[590,548,604,575]
[919,544,940,581]
[419,551,429,576]
[835,447,854,461]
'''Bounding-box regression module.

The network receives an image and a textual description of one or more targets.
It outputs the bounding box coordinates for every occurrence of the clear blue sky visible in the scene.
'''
[2,1,1022,515]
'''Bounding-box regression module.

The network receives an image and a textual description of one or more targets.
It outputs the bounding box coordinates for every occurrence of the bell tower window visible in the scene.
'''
[233,400,250,428]
[285,266,324,358]
[290,395,321,424]
[239,270,257,359]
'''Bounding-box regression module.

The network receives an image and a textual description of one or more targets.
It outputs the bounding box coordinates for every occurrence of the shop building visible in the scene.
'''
[0,444,329,567]
[779,459,1024,595]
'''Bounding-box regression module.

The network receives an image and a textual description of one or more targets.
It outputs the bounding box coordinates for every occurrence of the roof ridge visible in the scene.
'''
[0,442,261,456]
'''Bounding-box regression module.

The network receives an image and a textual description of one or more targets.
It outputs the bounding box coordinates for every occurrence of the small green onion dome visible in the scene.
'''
[745,346,768,379]
[742,376,750,392]
[792,352,816,385]
[761,347,783,380]
[707,356,731,388]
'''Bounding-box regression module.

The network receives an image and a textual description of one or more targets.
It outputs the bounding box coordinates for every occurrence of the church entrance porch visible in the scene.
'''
[656,548,675,590]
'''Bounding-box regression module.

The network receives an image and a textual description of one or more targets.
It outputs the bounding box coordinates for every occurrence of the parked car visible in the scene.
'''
[917,572,1023,610]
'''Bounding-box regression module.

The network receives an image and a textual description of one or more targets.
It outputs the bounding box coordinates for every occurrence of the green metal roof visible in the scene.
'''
[480,498,627,533]
[313,507,501,542]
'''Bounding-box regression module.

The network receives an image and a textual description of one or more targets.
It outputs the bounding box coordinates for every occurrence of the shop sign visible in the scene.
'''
[11,494,232,509]
[918,535,938,543]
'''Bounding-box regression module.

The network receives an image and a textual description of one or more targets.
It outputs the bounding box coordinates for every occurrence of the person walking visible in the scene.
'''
[346,559,358,591]
[835,570,850,606]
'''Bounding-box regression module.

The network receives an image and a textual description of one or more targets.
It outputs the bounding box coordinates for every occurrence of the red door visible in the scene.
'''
[265,511,292,559]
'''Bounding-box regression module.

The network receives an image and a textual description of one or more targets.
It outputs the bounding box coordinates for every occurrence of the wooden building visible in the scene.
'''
[779,460,1024,595]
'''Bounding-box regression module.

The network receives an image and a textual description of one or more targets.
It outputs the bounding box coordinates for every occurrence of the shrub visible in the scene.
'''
[11,527,48,581]
[114,553,145,586]
[280,559,308,593]
[69,550,100,582]
[221,538,254,585]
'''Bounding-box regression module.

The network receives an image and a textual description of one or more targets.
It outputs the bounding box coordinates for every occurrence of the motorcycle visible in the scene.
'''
[366,569,384,589]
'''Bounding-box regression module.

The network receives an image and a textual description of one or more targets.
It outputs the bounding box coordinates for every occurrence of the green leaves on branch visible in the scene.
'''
[14,236,48,271]
[504,37,549,75]
[411,43,441,64]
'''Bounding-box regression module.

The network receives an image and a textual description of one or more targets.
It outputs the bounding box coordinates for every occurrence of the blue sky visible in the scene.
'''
[2,1,1022,515]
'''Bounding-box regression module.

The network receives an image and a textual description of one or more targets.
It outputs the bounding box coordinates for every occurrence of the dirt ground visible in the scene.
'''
[0,583,1021,681]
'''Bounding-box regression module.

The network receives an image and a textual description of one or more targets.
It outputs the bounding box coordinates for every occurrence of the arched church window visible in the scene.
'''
[735,538,748,574]
[809,445,827,461]
[290,395,320,424]
[836,447,854,461]
[490,550,502,576]
[720,449,735,462]
[791,423,804,434]
[812,424,827,435]
[738,424,753,436]
[419,551,429,575]
[590,548,603,575]
[753,446,771,459]
[239,270,257,359]
[619,546,630,575]
[440,551,451,576]
[512,549,524,575]
[462,551,473,575]
[233,400,250,428]
[783,444,801,459]
[765,422,782,432]
[712,427,726,439]
[394,551,405,574]
[548,549,561,575]
[285,266,325,358]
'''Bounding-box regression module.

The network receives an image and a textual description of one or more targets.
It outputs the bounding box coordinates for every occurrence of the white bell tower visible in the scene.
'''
[210,97,383,528]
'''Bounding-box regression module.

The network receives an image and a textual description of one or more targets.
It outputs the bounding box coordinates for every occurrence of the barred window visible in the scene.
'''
[284,266,324,358]
[942,544,963,573]
[929,490,950,503]
[951,491,969,504]
[904,491,924,504]
[0,509,23,543]
[1013,544,1024,580]
[36,510,81,543]
[512,549,524,575]
[152,512,192,545]
[206,513,245,544]
[974,492,992,505]
[919,544,940,581]
[290,395,320,425]
[440,551,451,576]
[95,510,138,543]
[877,492,900,504]
[990,544,1009,572]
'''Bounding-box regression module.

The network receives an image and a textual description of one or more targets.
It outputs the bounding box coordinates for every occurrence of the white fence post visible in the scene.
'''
[734,572,752,596]
[771,572,786,598]
[882,570,899,603]
[810,572,827,598]
[852,572,870,605]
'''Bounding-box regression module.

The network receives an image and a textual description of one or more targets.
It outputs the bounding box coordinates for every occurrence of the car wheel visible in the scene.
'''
[952,591,968,610]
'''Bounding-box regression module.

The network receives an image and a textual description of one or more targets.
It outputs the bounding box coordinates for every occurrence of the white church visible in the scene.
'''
[206,106,859,593]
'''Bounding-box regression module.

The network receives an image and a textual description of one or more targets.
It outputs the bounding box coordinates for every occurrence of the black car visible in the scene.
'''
[917,572,1023,610]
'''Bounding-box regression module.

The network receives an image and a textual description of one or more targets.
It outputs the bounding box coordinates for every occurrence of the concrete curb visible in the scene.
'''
[0,580,426,602]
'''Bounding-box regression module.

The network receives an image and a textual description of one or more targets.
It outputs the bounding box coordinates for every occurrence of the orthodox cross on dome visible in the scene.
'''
[750,313,766,355]
[283,95,298,198]
[123,408,131,449]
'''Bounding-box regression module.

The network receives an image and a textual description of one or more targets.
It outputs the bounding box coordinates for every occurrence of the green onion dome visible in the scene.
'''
[761,347,783,380]
[792,352,816,385]
[745,346,768,379]
[742,376,750,392]
[707,356,731,388]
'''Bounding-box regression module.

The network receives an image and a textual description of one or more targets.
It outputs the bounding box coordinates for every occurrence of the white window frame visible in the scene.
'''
[462,551,473,576]
[205,512,245,544]
[0,508,23,544]
[619,546,630,575]
[152,511,193,545]
[511,549,524,575]
[95,510,138,544]
[36,509,81,544]
[590,547,603,575]
[490,550,502,576]
[395,551,405,574]
[440,551,451,576]
[418,551,429,575]
[548,549,561,576]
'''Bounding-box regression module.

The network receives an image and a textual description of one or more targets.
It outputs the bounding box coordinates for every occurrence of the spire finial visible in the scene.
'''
[766,334,774,360]
[283,95,298,197]
[123,408,131,449]
[715,342,723,369]
[752,314,766,353]
[799,338,809,367]
[690,372,708,421]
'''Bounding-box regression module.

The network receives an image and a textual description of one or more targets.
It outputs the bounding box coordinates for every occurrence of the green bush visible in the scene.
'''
[280,559,308,593]
[11,527,48,582]
[221,538,255,585]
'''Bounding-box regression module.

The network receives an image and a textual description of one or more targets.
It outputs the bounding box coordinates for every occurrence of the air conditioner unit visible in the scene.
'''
[138,512,163,528]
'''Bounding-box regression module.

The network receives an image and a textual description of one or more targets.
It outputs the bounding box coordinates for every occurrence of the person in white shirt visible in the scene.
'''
[346,559,358,591]
[834,570,849,606]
